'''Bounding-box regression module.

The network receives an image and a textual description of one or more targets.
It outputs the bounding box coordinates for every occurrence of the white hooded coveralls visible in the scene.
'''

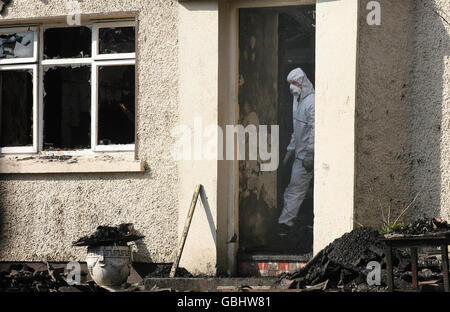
[278,68,315,227]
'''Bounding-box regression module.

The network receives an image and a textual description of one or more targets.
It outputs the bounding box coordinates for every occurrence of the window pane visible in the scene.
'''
[98,65,135,145]
[0,70,33,147]
[43,66,91,150]
[0,31,34,59]
[99,27,135,54]
[44,27,91,59]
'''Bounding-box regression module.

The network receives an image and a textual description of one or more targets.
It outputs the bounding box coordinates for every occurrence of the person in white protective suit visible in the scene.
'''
[278,67,315,237]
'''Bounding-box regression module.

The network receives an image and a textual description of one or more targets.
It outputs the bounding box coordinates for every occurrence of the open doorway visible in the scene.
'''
[238,5,315,257]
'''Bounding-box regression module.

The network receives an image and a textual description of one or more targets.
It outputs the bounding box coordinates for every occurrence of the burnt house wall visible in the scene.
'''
[355,0,450,227]
[238,8,279,251]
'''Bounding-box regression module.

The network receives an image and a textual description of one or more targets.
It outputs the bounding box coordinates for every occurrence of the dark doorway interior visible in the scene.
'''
[238,5,315,257]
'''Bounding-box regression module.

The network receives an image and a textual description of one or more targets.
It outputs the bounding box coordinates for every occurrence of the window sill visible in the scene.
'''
[0,155,145,174]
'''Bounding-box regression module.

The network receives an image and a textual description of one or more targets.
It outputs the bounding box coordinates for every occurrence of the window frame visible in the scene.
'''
[0,26,39,65]
[0,20,136,155]
[0,64,38,154]
[92,21,136,61]
[92,59,136,152]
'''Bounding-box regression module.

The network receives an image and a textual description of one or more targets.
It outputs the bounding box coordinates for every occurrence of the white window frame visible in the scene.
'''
[92,21,136,61]
[0,64,38,154]
[0,26,39,65]
[92,59,136,152]
[0,20,136,155]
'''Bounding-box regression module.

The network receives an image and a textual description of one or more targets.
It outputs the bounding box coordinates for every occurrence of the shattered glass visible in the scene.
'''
[0,31,34,59]
[98,65,135,145]
[99,27,135,54]
[0,70,33,147]
[44,27,91,59]
[43,66,91,150]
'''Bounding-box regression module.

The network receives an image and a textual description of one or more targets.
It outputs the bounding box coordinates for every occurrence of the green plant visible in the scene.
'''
[379,220,405,235]
[375,181,425,235]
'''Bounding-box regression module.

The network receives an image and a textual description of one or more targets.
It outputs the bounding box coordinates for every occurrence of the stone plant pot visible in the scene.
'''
[87,245,132,287]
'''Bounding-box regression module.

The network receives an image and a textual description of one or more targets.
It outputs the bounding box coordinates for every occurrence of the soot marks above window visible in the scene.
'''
[0,69,33,147]
[98,65,135,145]
[99,27,135,54]
[0,31,34,59]
[44,27,91,59]
[43,66,91,150]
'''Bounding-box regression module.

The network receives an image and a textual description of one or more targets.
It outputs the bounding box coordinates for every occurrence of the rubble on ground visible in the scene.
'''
[390,217,450,236]
[145,264,193,278]
[277,225,446,292]
[72,223,145,247]
[277,227,389,291]
[0,263,105,292]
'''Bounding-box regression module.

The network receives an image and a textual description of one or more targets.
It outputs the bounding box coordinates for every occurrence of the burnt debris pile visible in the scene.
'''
[72,223,145,247]
[391,217,450,236]
[0,264,104,292]
[278,227,390,291]
[146,264,193,278]
[278,226,447,291]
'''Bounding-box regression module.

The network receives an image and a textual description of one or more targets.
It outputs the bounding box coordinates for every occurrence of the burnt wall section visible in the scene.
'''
[238,8,279,251]
[355,0,415,228]
[410,0,449,221]
[355,0,450,228]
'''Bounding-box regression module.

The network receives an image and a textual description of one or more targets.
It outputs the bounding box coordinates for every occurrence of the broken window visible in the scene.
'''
[0,28,37,153]
[43,66,91,150]
[99,27,135,54]
[0,27,37,66]
[98,65,135,146]
[0,21,136,154]
[0,31,34,59]
[0,69,33,147]
[44,27,91,59]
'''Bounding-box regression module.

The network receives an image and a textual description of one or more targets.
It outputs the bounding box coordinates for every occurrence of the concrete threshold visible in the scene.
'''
[144,277,278,292]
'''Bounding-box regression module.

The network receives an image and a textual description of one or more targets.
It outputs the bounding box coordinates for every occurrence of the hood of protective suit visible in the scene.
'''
[287,68,314,101]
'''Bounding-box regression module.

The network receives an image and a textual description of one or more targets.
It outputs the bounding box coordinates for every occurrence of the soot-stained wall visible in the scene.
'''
[355,0,450,227]
[238,8,279,251]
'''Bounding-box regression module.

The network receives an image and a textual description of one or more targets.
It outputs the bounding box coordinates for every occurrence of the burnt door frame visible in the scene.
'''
[218,0,316,276]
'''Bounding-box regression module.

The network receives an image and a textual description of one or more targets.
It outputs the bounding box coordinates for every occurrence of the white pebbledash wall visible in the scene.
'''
[0,0,183,268]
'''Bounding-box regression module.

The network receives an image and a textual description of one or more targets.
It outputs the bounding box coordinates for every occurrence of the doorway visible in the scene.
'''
[238,5,315,257]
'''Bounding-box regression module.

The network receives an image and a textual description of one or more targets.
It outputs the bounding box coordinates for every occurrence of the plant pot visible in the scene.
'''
[86,245,132,287]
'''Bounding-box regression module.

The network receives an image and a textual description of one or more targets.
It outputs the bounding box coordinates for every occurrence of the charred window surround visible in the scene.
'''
[0,20,136,154]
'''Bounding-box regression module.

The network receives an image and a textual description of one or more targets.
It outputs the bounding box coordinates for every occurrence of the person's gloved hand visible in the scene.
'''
[283,150,295,167]
[302,158,314,173]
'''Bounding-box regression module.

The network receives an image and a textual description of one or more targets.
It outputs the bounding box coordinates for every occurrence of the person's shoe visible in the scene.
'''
[278,224,292,238]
